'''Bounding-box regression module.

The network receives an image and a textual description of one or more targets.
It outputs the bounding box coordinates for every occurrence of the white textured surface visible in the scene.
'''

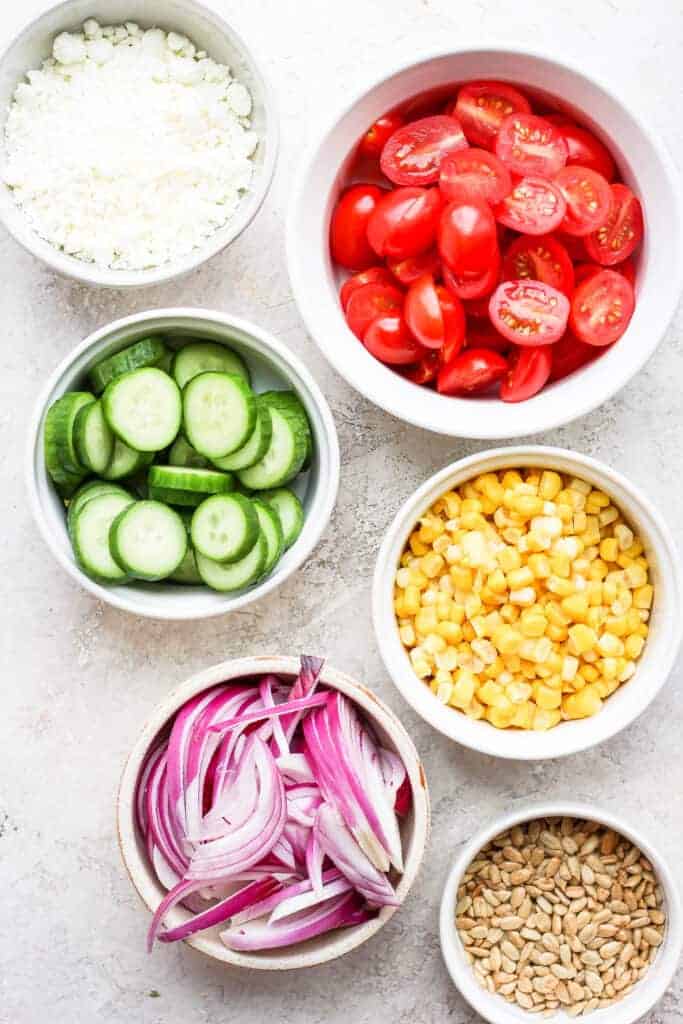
[1,1,682,1021]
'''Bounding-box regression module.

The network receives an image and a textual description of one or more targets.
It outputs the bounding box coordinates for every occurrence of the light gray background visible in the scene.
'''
[2,1,682,1021]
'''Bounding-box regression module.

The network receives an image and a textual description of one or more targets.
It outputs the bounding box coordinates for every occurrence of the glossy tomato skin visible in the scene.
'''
[400,349,440,385]
[405,274,444,348]
[502,234,575,296]
[344,282,404,339]
[465,320,511,353]
[363,315,424,365]
[367,186,442,260]
[554,165,611,237]
[495,113,568,178]
[584,184,644,266]
[380,115,468,186]
[489,279,570,346]
[443,250,501,301]
[556,231,588,262]
[330,184,385,270]
[340,266,395,311]
[436,284,466,358]
[569,269,635,346]
[454,81,531,150]
[548,331,603,382]
[438,199,498,277]
[439,148,512,205]
[546,116,616,182]
[387,247,440,286]
[500,345,553,402]
[615,258,636,287]
[437,348,508,395]
[359,113,404,158]
[494,177,567,235]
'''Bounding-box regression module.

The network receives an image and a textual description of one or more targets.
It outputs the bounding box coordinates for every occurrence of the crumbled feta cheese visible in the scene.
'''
[53,32,87,64]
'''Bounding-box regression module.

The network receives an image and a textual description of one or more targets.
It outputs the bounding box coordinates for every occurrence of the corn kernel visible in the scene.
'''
[404,586,421,615]
[399,625,416,647]
[449,669,476,709]
[568,624,597,655]
[624,563,648,588]
[600,538,619,562]
[534,682,562,710]
[538,470,562,500]
[561,593,589,622]
[563,685,602,719]
[625,634,645,659]
[561,655,579,682]
[485,699,516,728]
[409,534,429,556]
[421,552,445,578]
[633,584,653,609]
[614,523,635,551]
[533,707,562,730]
[415,608,438,634]
[519,610,548,638]
[450,565,472,591]
[423,633,447,655]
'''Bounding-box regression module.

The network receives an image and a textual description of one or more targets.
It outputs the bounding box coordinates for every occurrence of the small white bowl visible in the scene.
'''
[0,0,278,287]
[372,446,682,759]
[117,655,431,970]
[440,801,682,1024]
[287,46,683,439]
[26,309,340,620]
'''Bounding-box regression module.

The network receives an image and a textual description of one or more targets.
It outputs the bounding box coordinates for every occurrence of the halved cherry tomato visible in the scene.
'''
[489,280,570,346]
[437,347,508,395]
[548,330,603,382]
[614,257,636,287]
[573,262,602,287]
[465,320,511,353]
[380,115,468,186]
[584,184,643,266]
[569,269,635,346]
[359,113,404,158]
[439,148,512,205]
[362,315,424,365]
[453,81,531,150]
[367,187,442,259]
[495,113,568,178]
[387,247,440,286]
[345,282,404,338]
[546,116,616,182]
[554,165,611,237]
[330,184,385,270]
[443,250,501,300]
[556,231,588,262]
[494,177,566,235]
[340,266,395,311]
[438,199,498,277]
[502,235,574,296]
[405,274,465,352]
[500,345,553,402]
[400,349,440,385]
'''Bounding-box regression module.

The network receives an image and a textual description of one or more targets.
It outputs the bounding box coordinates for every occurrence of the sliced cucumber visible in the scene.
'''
[73,400,114,474]
[67,480,131,537]
[148,465,234,507]
[103,367,182,452]
[71,491,135,582]
[169,435,209,469]
[191,493,259,563]
[101,438,153,481]
[236,392,311,490]
[252,499,284,576]
[211,398,273,472]
[183,372,256,459]
[170,545,203,585]
[109,500,187,581]
[172,341,250,390]
[44,392,94,483]
[195,532,267,592]
[261,488,304,550]
[156,349,175,375]
[89,337,168,394]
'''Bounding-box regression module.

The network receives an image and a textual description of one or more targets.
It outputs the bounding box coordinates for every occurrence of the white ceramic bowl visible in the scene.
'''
[372,446,682,759]
[287,47,683,439]
[26,309,340,620]
[440,801,682,1024]
[0,0,277,287]
[117,654,430,969]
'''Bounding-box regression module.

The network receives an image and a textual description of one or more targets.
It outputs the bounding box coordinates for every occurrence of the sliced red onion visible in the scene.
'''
[314,803,399,907]
[260,676,289,757]
[229,869,341,927]
[281,655,324,742]
[276,752,315,783]
[136,741,165,838]
[306,832,325,897]
[166,686,225,849]
[269,874,352,924]
[157,876,281,945]
[208,692,330,735]
[221,892,363,951]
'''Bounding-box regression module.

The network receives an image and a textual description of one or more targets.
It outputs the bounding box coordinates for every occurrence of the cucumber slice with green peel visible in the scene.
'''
[103,367,182,452]
[67,480,131,536]
[261,488,305,550]
[71,491,135,582]
[236,393,311,490]
[172,341,250,390]
[73,400,114,474]
[89,337,168,394]
[156,349,175,375]
[183,372,256,459]
[191,493,259,563]
[170,545,203,585]
[211,398,273,472]
[195,532,267,592]
[101,438,153,481]
[252,499,285,576]
[44,392,95,482]
[169,435,210,469]
[148,465,234,507]
[109,500,187,581]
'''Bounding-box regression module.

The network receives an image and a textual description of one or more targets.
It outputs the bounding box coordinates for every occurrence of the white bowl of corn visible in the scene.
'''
[372,447,682,760]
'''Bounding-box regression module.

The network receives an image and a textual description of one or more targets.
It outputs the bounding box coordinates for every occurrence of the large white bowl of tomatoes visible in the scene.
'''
[287,47,682,438]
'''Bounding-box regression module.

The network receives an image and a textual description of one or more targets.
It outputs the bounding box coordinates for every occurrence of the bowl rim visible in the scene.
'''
[372,445,683,760]
[286,43,683,439]
[439,799,683,1024]
[25,307,340,620]
[0,0,279,288]
[117,654,431,970]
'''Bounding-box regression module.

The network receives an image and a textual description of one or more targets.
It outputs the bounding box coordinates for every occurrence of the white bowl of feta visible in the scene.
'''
[0,0,278,287]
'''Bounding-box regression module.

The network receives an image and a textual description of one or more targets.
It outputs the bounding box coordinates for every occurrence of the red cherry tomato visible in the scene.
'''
[495,113,568,178]
[614,258,636,287]
[438,199,498,277]
[569,269,635,346]
[400,349,440,385]
[380,115,468,186]
[437,348,508,395]
[439,148,512,205]
[340,267,395,311]
[345,282,404,339]
[359,113,404,158]
[554,165,611,237]
[405,274,465,352]
[387,247,441,286]
[362,315,424,365]
[584,184,643,266]
[367,187,442,260]
[546,116,616,182]
[548,331,603,382]
[502,235,575,296]
[573,262,602,287]
[494,177,566,235]
[556,231,588,262]
[500,345,553,402]
[466,320,511,353]
[489,280,570,346]
[453,81,531,150]
[442,251,501,300]
[330,184,385,270]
